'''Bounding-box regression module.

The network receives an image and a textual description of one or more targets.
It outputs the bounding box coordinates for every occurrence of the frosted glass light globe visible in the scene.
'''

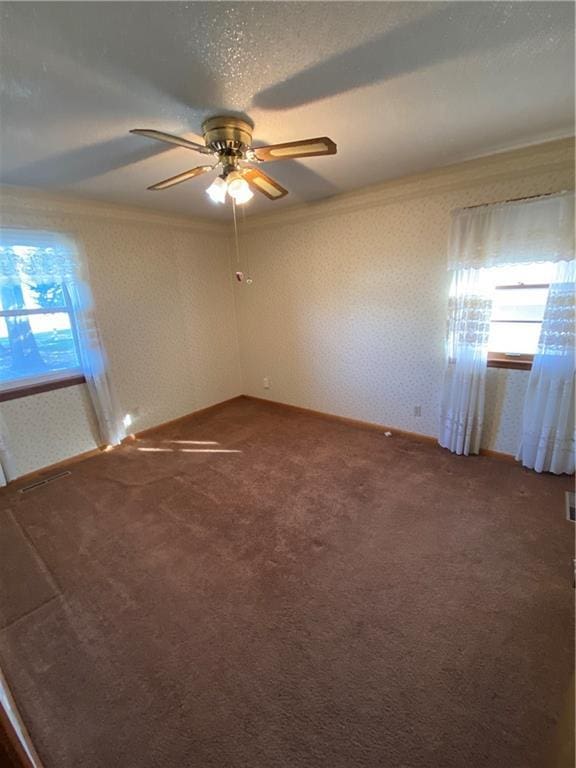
[206,176,227,204]
[227,173,254,204]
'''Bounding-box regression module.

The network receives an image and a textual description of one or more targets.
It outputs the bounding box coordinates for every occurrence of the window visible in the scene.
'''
[0,235,85,400]
[487,262,555,370]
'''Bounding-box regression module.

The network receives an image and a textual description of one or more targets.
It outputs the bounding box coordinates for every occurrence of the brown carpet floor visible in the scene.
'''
[0,397,573,768]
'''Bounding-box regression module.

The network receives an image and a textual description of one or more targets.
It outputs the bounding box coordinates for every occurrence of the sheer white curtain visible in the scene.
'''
[446,192,574,270]
[516,259,575,474]
[439,191,574,458]
[0,229,125,466]
[439,266,492,455]
[0,411,15,486]
[64,263,126,447]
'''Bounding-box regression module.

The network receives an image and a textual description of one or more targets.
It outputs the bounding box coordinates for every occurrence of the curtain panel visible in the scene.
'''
[0,411,15,486]
[439,267,492,455]
[516,260,575,474]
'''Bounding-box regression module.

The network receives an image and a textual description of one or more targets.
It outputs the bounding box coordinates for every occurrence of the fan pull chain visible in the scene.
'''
[240,204,252,284]
[232,198,252,285]
[232,198,241,270]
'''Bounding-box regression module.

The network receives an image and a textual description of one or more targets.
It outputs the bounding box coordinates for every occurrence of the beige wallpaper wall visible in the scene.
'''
[234,139,574,456]
[0,190,240,478]
[0,384,99,479]
[1,139,573,478]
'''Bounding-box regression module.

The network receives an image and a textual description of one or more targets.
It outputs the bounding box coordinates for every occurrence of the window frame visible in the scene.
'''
[487,282,549,371]
[0,276,85,401]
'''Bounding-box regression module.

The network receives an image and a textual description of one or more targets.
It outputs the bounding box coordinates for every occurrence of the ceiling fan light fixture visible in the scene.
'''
[206,176,227,204]
[230,184,254,205]
[226,172,254,204]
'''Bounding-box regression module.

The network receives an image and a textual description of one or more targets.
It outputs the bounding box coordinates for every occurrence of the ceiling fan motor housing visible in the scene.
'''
[202,116,253,156]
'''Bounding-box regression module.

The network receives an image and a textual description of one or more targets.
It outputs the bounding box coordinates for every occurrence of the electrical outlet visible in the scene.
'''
[414,405,422,417]
[263,377,271,389]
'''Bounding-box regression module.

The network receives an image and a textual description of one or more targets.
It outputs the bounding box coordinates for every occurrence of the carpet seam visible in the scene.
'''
[9,509,63,599]
[0,594,61,634]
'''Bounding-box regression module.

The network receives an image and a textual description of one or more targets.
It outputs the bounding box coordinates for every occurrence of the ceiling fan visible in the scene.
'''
[130,116,337,205]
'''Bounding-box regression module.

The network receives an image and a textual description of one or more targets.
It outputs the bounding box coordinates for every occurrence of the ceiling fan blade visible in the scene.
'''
[253,137,336,163]
[130,129,213,155]
[242,168,288,200]
[147,165,214,191]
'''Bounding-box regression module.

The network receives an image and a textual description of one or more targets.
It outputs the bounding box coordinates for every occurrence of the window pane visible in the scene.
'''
[488,321,541,354]
[492,287,549,322]
[0,312,80,385]
[0,280,66,311]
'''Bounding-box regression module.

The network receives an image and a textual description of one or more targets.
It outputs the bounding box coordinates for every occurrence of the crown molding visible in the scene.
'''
[0,185,230,236]
[240,137,575,232]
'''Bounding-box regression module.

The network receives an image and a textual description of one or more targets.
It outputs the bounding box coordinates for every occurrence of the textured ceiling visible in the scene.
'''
[0,1,574,220]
